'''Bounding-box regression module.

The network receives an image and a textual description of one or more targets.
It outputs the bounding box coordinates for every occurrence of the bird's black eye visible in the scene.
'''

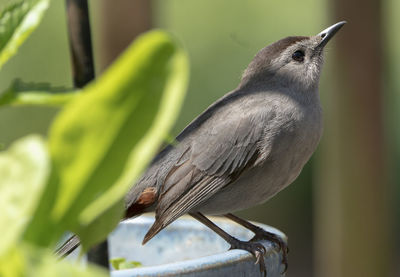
[292,50,305,62]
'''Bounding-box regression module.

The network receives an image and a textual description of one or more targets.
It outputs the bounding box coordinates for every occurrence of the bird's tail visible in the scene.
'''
[55,234,81,258]
[55,210,148,258]
[55,186,158,258]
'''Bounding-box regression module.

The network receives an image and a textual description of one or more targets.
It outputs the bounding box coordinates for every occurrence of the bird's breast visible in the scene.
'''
[197,99,323,215]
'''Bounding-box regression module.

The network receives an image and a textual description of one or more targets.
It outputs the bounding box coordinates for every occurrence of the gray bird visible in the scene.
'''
[57,21,346,275]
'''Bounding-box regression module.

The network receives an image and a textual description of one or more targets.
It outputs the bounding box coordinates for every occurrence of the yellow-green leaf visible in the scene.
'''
[36,30,189,250]
[0,0,50,69]
[0,135,49,257]
[0,244,107,277]
[110,257,142,270]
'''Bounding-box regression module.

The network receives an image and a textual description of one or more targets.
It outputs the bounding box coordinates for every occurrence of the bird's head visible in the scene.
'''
[240,21,346,93]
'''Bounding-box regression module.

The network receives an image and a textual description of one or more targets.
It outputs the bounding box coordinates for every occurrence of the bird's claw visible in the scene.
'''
[230,240,268,276]
[250,230,289,274]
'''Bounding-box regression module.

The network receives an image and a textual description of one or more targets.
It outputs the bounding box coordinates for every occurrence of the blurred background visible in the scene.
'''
[0,0,398,276]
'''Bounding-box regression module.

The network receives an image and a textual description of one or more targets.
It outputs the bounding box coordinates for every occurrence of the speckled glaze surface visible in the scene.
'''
[109,214,286,277]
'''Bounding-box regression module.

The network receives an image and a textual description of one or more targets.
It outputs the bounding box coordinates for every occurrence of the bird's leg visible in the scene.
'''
[190,212,267,276]
[225,213,288,273]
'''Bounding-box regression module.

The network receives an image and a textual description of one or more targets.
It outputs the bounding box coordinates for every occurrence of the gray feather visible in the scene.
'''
[142,93,276,240]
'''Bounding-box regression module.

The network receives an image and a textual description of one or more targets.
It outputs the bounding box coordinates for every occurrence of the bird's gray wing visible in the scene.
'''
[143,108,272,242]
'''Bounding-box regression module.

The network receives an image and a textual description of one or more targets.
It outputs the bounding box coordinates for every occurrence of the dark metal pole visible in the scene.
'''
[66,0,95,88]
[65,0,109,269]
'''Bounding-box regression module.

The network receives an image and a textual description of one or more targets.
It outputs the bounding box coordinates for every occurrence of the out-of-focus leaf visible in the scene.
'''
[0,0,50,69]
[0,79,77,107]
[25,30,189,251]
[164,133,179,146]
[75,30,189,240]
[0,244,107,277]
[110,257,142,270]
[76,200,124,252]
[110,257,125,270]
[0,135,49,257]
[119,261,142,269]
[121,261,141,270]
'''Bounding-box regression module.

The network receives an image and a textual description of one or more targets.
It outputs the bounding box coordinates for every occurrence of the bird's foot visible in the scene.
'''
[250,227,288,274]
[229,239,267,276]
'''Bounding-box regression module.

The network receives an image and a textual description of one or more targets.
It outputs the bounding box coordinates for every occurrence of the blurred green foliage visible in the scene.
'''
[24,30,189,251]
[0,0,189,275]
[0,135,48,258]
[0,135,105,277]
[0,244,106,277]
[0,79,77,106]
[0,0,49,69]
[0,0,70,146]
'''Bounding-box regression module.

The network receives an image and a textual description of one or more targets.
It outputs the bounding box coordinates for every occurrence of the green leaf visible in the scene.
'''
[119,261,142,270]
[0,135,49,257]
[0,79,78,107]
[0,244,107,277]
[0,0,50,69]
[76,200,124,252]
[110,257,142,270]
[110,257,126,270]
[25,30,189,250]
[75,31,189,238]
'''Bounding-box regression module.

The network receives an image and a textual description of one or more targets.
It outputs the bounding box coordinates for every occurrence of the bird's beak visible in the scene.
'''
[315,21,346,49]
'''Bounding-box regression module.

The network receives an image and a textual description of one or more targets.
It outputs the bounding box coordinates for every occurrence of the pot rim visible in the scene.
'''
[111,215,286,277]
